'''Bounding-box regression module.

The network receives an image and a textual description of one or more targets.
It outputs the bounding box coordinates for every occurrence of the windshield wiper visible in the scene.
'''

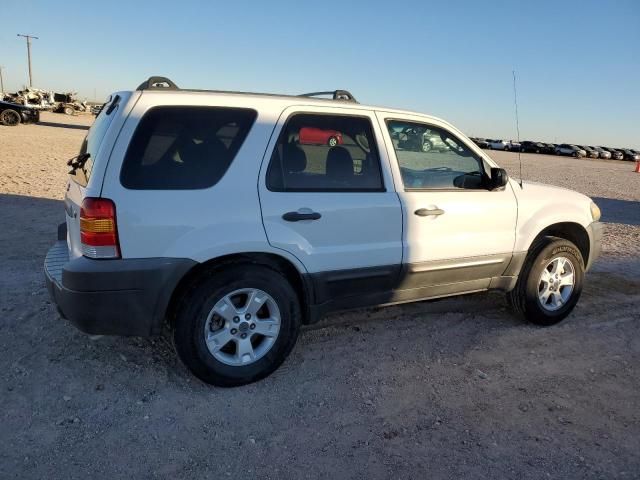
[67,153,90,174]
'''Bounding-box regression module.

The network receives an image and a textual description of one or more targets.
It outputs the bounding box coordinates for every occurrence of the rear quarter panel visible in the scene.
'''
[99,92,307,273]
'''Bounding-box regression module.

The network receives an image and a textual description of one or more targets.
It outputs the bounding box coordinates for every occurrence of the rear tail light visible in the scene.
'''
[80,197,120,259]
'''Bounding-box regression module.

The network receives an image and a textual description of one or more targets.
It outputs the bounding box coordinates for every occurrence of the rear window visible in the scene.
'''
[74,94,121,186]
[120,106,257,190]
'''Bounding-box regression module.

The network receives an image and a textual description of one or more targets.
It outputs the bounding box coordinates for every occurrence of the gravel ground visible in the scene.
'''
[1,113,639,479]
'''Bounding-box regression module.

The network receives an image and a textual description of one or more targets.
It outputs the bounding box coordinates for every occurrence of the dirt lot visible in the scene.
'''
[1,112,639,479]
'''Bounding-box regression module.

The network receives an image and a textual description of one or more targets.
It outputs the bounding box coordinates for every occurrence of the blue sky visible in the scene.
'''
[1,0,638,147]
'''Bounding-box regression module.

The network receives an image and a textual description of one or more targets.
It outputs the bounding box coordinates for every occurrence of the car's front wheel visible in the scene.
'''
[173,265,301,386]
[1,109,21,126]
[508,237,584,326]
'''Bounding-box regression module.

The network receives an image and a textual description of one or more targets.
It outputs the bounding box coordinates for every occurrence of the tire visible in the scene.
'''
[421,140,433,152]
[508,237,584,326]
[173,264,301,386]
[1,109,21,126]
[63,105,74,115]
[328,136,338,147]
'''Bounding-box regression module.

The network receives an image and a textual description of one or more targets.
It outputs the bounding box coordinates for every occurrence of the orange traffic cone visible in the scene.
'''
[635,160,640,173]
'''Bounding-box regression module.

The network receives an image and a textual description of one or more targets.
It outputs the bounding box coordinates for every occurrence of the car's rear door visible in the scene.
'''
[258,105,403,304]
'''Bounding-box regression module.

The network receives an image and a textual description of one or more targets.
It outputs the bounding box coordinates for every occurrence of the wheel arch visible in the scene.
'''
[527,222,590,265]
[165,252,313,329]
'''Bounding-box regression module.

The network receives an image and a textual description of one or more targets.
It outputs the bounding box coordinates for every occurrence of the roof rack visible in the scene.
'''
[137,76,179,91]
[298,90,358,103]
[134,77,358,104]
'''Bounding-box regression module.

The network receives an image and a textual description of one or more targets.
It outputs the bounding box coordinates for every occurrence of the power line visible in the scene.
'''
[17,33,39,87]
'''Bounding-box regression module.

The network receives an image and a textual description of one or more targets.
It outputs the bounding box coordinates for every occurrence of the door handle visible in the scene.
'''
[415,208,445,217]
[282,211,322,222]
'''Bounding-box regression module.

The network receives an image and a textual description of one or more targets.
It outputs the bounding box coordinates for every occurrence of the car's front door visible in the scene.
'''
[259,107,403,304]
[378,113,518,295]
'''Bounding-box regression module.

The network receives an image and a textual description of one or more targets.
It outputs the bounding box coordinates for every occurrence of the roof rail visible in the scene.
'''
[298,90,358,103]
[136,76,179,91]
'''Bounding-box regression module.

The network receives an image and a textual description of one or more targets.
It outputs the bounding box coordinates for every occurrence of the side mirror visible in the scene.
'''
[490,167,508,190]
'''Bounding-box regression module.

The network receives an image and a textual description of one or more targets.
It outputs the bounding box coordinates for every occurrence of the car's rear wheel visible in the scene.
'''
[508,237,584,326]
[328,136,338,147]
[421,140,433,152]
[173,265,301,386]
[63,105,74,115]
[1,109,21,126]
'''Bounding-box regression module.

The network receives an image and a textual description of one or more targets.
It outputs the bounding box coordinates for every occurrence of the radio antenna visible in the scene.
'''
[512,70,523,189]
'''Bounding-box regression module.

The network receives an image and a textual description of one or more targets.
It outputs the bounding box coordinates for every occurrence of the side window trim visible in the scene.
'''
[383,117,491,192]
[265,111,386,193]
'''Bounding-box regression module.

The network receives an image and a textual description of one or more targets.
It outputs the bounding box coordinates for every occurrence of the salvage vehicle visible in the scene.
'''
[576,145,600,159]
[469,137,490,149]
[519,141,545,153]
[44,77,603,386]
[0,100,40,126]
[617,148,640,162]
[600,147,624,160]
[589,146,612,160]
[555,144,586,158]
[486,139,518,151]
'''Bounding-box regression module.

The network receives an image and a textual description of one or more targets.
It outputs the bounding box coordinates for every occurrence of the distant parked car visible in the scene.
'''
[541,143,556,155]
[617,148,640,162]
[0,100,40,126]
[470,137,490,148]
[396,126,448,152]
[555,144,586,158]
[299,127,343,146]
[487,139,518,150]
[576,145,599,159]
[520,141,545,153]
[601,147,624,160]
[589,146,612,159]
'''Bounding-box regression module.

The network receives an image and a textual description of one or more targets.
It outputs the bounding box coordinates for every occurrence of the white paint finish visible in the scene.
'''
[397,188,518,263]
[510,179,594,252]
[375,111,518,264]
[65,86,597,281]
[65,91,137,260]
[258,105,403,273]
[100,91,291,265]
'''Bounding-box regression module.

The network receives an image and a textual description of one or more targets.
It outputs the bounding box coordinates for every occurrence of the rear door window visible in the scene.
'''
[120,106,257,189]
[266,113,384,192]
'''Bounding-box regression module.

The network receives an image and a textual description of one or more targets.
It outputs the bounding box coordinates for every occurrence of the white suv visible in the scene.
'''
[44,77,603,386]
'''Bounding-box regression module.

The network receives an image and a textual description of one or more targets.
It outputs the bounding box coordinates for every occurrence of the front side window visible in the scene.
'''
[266,113,384,192]
[121,106,256,190]
[386,120,488,190]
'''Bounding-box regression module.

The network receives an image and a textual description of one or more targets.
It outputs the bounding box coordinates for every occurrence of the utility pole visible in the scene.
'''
[17,33,39,87]
[0,66,4,93]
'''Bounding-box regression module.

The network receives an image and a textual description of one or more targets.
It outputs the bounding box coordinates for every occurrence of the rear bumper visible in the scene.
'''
[44,240,195,336]
[586,221,603,271]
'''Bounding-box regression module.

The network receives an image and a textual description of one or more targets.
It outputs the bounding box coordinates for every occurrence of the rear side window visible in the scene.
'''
[266,113,384,192]
[74,94,121,186]
[120,106,256,189]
